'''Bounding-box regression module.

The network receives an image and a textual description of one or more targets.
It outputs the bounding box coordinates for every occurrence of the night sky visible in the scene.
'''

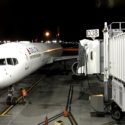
[0,0,125,41]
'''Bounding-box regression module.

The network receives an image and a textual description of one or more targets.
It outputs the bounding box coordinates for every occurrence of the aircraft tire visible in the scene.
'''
[6,96,12,105]
[11,97,17,105]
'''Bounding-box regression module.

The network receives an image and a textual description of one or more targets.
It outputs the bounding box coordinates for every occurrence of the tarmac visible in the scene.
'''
[0,61,124,125]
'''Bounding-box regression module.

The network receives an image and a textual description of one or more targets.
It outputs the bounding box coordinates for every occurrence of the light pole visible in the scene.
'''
[56,26,60,43]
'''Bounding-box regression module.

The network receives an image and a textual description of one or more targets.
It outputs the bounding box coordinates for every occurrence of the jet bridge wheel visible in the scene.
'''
[111,109,122,121]
[111,102,123,121]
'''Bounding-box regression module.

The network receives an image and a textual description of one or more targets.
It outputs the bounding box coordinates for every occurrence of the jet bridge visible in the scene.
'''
[76,22,125,120]
[95,22,125,120]
[106,22,125,120]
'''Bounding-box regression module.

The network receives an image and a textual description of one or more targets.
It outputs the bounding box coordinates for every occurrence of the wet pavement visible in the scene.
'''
[0,62,124,125]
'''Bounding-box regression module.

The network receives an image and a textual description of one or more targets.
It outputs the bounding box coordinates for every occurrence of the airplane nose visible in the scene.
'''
[0,68,10,88]
[0,74,6,88]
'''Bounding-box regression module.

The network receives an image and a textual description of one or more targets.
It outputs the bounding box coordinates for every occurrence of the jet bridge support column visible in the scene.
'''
[103,22,109,102]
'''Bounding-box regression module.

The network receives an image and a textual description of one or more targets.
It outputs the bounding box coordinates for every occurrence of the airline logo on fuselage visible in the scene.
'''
[27,47,39,55]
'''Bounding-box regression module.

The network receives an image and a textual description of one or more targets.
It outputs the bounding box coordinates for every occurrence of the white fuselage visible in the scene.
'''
[0,41,62,88]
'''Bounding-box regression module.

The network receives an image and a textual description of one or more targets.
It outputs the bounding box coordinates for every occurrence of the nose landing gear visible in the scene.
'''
[6,96,17,105]
[6,85,17,105]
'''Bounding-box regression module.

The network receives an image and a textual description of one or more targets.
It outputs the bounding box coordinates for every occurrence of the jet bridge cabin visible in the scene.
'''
[77,39,101,75]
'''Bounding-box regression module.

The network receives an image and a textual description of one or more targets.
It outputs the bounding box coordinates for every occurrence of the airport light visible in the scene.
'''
[44,31,51,42]
[45,31,50,37]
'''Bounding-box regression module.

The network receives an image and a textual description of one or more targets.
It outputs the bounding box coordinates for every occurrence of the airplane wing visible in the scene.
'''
[54,48,78,61]
[54,55,78,61]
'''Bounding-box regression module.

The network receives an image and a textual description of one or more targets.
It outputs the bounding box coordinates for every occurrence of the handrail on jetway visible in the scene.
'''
[108,22,125,37]
[108,22,125,30]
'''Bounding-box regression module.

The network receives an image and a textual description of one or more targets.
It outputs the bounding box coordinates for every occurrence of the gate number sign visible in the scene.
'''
[86,29,99,39]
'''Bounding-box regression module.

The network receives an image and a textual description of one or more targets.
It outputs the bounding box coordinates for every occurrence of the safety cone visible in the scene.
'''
[63,107,69,117]
[45,116,48,125]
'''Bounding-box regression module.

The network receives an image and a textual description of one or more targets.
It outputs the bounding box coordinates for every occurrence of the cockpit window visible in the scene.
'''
[0,59,6,65]
[13,58,18,65]
[0,58,18,65]
[7,58,18,65]
[7,58,13,65]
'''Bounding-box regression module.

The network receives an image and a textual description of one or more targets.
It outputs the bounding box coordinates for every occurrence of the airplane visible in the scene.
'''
[0,41,78,88]
[0,41,78,104]
[0,41,77,105]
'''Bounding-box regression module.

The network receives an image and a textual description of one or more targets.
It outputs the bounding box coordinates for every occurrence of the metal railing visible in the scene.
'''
[108,22,125,37]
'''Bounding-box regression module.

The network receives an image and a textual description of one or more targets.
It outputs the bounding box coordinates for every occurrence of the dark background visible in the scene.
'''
[0,0,125,41]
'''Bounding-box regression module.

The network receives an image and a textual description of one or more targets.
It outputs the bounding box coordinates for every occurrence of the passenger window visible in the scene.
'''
[13,58,18,65]
[0,59,6,65]
[7,58,13,65]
